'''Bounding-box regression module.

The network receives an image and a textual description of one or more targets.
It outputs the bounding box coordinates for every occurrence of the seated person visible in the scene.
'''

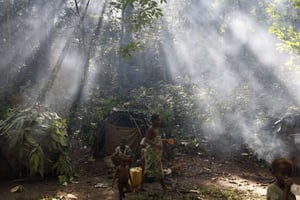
[111,140,132,167]
[267,157,296,200]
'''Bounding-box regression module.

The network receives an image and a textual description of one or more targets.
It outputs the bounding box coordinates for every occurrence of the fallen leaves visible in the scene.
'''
[10,185,24,193]
[66,193,78,199]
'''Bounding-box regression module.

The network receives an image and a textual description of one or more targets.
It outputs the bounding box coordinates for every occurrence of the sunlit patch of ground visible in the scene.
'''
[0,154,297,200]
[127,184,263,200]
[125,154,273,200]
[215,174,267,197]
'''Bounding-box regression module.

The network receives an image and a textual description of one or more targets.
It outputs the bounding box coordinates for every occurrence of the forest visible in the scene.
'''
[1,0,300,199]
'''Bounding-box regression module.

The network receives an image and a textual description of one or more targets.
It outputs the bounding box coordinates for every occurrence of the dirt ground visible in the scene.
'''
[0,152,298,200]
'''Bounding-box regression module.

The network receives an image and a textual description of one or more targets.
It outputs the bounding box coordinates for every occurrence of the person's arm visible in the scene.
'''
[112,146,120,157]
[162,139,168,144]
[282,177,294,200]
[145,128,159,148]
[283,188,289,200]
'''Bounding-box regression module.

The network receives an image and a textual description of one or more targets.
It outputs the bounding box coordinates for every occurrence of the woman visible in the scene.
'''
[141,114,166,192]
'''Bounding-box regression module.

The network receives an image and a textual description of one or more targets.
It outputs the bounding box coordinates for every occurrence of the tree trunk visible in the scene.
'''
[118,4,133,96]
[67,0,109,134]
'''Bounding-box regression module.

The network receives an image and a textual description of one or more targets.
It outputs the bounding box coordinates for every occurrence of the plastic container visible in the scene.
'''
[129,167,143,188]
[291,184,300,195]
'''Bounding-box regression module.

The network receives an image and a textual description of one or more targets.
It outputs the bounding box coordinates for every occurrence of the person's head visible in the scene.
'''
[120,157,128,167]
[120,139,126,149]
[271,157,293,184]
[151,114,161,127]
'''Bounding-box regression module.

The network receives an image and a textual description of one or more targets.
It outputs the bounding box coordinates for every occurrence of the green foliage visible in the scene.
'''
[80,96,122,147]
[0,104,73,181]
[52,154,74,185]
[268,22,300,53]
[177,136,201,154]
[109,0,166,59]
[86,78,263,150]
[292,0,300,8]
[81,81,199,153]
[110,0,166,31]
[120,41,144,59]
[266,0,300,70]
[29,145,45,177]
[127,81,199,139]
[72,95,126,155]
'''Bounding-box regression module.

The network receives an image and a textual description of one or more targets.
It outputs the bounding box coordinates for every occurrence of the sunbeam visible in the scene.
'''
[162,0,300,162]
[1,1,300,199]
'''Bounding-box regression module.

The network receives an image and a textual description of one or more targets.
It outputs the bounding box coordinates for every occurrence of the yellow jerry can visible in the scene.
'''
[129,167,143,187]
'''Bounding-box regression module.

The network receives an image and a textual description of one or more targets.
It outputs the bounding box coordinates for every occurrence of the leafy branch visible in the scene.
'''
[0,105,74,182]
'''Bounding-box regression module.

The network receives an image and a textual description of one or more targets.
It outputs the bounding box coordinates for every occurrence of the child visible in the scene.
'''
[112,158,132,200]
[267,157,296,200]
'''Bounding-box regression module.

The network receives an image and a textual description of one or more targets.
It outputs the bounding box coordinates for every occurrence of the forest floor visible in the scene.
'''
[0,149,291,200]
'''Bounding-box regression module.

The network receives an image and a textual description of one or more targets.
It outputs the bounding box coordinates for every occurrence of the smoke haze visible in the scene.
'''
[161,0,299,161]
[1,0,300,162]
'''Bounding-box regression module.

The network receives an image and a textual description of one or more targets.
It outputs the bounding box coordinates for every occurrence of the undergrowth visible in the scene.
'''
[128,186,264,200]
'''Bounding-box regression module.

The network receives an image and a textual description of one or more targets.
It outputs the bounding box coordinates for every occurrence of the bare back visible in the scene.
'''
[116,165,130,183]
